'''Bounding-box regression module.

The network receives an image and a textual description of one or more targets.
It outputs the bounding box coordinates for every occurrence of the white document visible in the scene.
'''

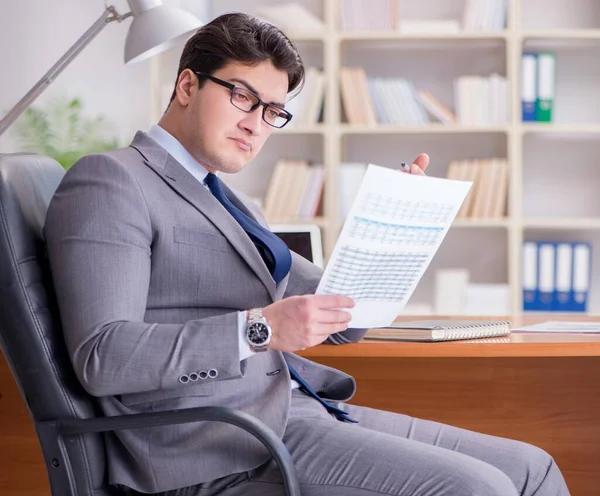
[316,164,472,328]
[516,321,600,333]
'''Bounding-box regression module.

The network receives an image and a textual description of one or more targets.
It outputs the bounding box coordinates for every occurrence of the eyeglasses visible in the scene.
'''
[194,71,293,129]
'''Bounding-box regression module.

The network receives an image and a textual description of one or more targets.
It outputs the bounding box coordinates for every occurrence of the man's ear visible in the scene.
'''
[175,69,197,107]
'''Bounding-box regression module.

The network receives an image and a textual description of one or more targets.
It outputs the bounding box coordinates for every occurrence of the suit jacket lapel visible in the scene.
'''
[130,132,277,300]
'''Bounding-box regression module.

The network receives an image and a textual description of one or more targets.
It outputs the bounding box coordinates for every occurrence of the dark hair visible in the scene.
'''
[168,12,305,105]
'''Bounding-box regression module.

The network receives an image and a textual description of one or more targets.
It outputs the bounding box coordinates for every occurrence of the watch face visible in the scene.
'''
[247,322,270,345]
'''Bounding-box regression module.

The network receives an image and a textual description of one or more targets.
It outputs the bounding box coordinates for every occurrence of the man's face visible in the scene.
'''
[181,60,289,174]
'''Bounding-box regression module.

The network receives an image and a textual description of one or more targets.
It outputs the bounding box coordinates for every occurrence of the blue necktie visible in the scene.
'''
[288,365,358,423]
[204,173,291,284]
[205,173,356,423]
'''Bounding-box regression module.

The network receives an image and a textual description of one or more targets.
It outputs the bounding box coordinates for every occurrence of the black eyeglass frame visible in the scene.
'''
[194,71,293,129]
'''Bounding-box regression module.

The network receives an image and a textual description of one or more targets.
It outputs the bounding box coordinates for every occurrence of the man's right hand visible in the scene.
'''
[262,295,355,352]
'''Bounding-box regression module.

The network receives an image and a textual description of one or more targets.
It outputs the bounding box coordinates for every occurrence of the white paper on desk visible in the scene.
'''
[316,164,472,328]
[516,321,600,333]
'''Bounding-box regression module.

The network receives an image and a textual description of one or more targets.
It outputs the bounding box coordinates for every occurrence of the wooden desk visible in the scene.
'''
[299,316,600,496]
[1,316,600,495]
[0,352,49,495]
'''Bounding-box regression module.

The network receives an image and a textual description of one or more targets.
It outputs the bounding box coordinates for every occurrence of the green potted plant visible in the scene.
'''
[13,95,120,170]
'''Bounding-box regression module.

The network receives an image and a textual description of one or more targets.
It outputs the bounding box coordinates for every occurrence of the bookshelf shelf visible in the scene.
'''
[452,218,511,228]
[273,125,326,135]
[521,29,600,40]
[341,125,510,135]
[283,31,326,41]
[521,123,600,134]
[150,0,600,316]
[338,31,509,42]
[524,218,600,230]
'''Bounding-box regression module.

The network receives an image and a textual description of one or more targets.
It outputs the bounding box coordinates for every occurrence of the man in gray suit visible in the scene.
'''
[44,12,569,496]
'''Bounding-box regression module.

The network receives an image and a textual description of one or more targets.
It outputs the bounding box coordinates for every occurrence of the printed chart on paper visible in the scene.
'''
[316,164,472,328]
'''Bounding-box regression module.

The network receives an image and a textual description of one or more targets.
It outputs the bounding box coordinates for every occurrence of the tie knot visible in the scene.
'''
[204,172,218,189]
[204,172,224,199]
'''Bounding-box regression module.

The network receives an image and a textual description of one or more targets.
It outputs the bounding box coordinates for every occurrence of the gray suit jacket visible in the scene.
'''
[43,132,368,493]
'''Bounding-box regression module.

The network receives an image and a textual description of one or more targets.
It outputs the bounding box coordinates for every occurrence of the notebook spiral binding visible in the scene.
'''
[438,321,512,340]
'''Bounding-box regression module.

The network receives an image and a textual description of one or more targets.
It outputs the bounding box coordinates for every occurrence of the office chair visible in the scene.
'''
[0,153,300,496]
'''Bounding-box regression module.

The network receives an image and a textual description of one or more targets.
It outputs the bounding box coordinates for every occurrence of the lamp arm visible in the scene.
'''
[0,5,132,138]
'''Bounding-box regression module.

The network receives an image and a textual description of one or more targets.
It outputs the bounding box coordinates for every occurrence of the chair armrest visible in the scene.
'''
[37,406,300,496]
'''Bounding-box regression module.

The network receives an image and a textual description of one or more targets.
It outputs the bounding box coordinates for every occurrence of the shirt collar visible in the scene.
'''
[147,124,211,184]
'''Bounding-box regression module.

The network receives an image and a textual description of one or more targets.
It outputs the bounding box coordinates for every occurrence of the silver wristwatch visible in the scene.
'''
[245,308,272,352]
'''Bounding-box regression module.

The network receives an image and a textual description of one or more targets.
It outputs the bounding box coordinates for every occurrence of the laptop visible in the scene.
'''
[271,224,324,268]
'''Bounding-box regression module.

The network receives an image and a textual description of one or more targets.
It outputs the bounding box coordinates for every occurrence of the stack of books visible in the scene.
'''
[339,67,509,126]
[262,160,325,223]
[462,0,507,31]
[338,0,507,33]
[340,0,396,31]
[446,158,509,219]
[454,74,509,125]
[284,67,325,128]
[338,67,378,126]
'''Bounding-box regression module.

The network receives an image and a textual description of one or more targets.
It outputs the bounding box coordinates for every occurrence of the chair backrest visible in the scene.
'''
[0,153,118,495]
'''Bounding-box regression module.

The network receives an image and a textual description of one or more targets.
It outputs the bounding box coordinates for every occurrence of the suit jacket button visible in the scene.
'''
[189,372,199,382]
[199,371,208,380]
[208,369,218,379]
[179,374,190,384]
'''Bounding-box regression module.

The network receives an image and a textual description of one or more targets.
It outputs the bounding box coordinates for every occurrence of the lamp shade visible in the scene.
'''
[124,1,203,64]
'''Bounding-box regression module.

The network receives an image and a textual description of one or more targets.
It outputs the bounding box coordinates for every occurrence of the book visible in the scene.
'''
[516,321,600,333]
[364,319,512,342]
[417,90,456,124]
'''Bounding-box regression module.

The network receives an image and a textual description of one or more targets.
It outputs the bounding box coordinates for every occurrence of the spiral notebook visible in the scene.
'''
[364,319,512,342]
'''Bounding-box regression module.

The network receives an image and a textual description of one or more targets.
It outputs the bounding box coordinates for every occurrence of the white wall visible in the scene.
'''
[0,0,209,153]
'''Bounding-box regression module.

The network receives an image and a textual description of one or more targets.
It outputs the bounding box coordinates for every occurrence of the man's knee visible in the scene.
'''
[417,454,518,496]
[510,440,558,490]
[448,463,518,496]
[522,441,555,469]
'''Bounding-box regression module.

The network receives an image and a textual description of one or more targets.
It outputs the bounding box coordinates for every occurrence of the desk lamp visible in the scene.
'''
[0,0,202,137]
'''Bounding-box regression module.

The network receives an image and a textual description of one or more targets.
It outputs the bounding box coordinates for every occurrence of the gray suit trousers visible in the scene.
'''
[143,391,570,496]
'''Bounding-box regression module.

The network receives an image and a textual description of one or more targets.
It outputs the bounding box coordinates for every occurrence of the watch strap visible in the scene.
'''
[248,308,263,321]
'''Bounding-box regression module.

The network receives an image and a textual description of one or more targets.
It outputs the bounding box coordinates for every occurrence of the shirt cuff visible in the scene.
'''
[238,311,256,362]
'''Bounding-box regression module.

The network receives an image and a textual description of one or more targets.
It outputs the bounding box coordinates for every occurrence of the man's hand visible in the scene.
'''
[403,153,429,175]
[263,295,355,352]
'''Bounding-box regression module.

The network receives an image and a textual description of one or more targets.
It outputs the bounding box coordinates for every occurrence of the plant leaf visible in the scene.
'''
[12,95,120,169]
[13,107,52,155]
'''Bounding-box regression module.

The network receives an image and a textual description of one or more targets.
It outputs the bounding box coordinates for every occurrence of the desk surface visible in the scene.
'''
[300,315,600,358]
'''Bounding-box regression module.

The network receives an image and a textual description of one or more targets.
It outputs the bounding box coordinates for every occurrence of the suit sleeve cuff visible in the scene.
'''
[238,311,256,361]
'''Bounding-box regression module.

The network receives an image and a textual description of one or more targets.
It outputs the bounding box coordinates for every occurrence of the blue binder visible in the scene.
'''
[553,242,572,312]
[521,52,538,121]
[536,242,555,312]
[522,241,538,311]
[525,241,592,313]
[571,242,591,312]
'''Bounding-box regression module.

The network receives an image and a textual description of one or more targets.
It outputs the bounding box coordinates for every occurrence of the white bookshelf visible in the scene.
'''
[337,32,510,41]
[151,0,600,315]
[340,124,510,134]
